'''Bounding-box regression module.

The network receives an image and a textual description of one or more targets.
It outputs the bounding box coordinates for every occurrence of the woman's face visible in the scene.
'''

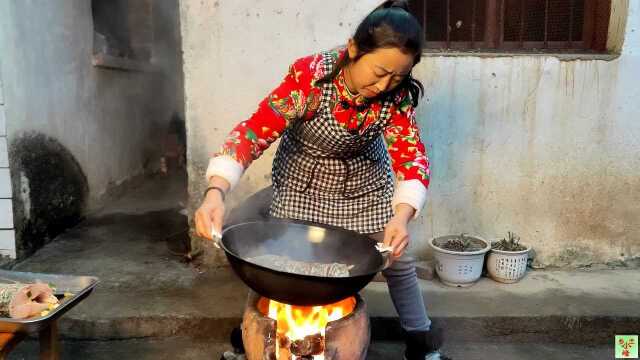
[345,39,415,99]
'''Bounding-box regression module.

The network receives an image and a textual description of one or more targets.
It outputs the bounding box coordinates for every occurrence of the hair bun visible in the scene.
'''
[382,0,410,11]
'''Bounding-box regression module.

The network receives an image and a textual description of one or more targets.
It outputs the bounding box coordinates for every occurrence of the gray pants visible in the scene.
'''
[370,232,432,332]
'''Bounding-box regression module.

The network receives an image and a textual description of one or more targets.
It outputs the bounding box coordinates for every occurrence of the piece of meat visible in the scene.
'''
[0,283,59,319]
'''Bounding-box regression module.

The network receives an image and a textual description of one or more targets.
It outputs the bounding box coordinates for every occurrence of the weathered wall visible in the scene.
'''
[181,0,639,267]
[0,52,17,260]
[412,2,639,267]
[0,0,183,258]
[0,0,179,205]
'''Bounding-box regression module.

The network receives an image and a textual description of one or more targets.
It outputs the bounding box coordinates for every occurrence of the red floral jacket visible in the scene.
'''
[208,48,430,213]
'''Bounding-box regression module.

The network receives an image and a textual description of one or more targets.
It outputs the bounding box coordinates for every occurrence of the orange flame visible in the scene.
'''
[264,296,356,359]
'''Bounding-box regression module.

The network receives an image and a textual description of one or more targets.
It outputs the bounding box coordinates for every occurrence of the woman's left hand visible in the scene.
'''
[383,204,415,261]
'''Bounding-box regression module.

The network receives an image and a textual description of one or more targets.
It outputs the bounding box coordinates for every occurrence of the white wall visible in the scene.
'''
[181,0,640,267]
[0,58,16,258]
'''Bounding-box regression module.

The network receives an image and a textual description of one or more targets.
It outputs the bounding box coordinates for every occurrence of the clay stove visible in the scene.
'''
[241,290,370,360]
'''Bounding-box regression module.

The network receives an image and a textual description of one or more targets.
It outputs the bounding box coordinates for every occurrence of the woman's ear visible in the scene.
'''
[347,38,359,60]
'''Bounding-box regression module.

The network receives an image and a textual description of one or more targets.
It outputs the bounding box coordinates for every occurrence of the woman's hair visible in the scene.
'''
[320,0,425,107]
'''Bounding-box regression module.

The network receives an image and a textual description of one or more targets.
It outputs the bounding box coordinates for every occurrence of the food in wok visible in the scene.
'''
[247,254,354,277]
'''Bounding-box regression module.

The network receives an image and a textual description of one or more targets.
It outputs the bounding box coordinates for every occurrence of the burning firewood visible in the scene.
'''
[278,332,291,349]
[276,332,324,358]
[290,333,324,357]
[275,332,292,360]
[279,348,291,360]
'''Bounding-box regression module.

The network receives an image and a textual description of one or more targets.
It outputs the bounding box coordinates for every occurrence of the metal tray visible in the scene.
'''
[0,269,98,333]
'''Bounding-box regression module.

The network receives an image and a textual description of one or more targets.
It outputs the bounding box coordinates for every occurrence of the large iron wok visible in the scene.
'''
[220,220,389,305]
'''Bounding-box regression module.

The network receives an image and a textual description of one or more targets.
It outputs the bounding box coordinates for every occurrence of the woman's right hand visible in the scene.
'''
[194,177,230,240]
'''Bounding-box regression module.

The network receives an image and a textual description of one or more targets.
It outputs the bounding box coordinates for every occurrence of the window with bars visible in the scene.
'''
[409,0,612,53]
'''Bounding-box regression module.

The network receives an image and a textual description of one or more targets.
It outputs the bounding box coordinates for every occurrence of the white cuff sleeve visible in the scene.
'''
[392,179,427,219]
[205,156,245,190]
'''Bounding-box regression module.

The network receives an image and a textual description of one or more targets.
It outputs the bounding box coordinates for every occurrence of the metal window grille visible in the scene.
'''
[409,0,612,52]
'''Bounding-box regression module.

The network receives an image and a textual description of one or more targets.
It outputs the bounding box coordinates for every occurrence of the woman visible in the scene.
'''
[195,1,448,359]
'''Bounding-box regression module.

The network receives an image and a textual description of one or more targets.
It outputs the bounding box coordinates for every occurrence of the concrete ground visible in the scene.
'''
[6,173,639,359]
[8,339,612,360]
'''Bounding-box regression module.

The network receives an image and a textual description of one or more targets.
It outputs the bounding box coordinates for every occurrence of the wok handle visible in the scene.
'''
[376,242,394,270]
[381,251,393,270]
[211,227,223,249]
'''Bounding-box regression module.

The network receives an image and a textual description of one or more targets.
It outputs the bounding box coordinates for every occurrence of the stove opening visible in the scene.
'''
[256,296,357,360]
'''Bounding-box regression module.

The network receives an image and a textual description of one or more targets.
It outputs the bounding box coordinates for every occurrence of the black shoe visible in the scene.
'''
[403,328,451,360]
[220,327,245,360]
[230,326,245,354]
[404,353,448,360]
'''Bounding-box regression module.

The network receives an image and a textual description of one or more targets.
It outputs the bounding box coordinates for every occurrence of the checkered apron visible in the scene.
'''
[269,52,395,234]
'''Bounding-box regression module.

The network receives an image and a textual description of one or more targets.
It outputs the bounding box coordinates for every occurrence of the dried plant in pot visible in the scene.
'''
[486,232,531,284]
[428,234,491,287]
